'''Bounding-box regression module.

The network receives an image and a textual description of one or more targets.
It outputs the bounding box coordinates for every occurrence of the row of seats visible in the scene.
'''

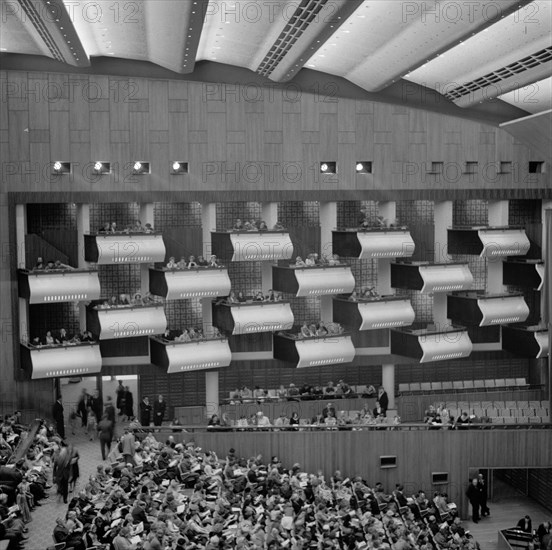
[227,384,376,401]
[447,408,549,420]
[441,400,548,410]
[399,378,528,393]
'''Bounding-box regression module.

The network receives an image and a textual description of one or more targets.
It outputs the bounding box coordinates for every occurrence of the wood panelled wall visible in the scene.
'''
[0,70,549,196]
[165,429,552,518]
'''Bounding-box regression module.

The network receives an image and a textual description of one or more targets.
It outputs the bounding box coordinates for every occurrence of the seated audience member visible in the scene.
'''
[305,253,317,266]
[276,385,288,400]
[253,291,265,302]
[517,515,532,533]
[45,330,58,346]
[322,402,337,419]
[300,322,313,338]
[424,405,438,424]
[187,255,198,269]
[316,321,329,336]
[208,255,219,267]
[337,380,353,397]
[226,290,238,304]
[237,291,247,303]
[30,336,43,347]
[33,257,45,270]
[289,412,300,429]
[256,411,271,428]
[287,383,300,401]
[166,256,177,269]
[58,328,73,344]
[324,381,336,396]
[274,413,289,429]
[110,221,118,232]
[454,411,471,429]
[98,223,111,234]
[294,256,306,267]
[258,220,268,231]
[196,255,208,266]
[144,223,154,233]
[348,290,359,302]
[176,255,187,269]
[54,260,73,270]
[233,218,243,230]
[175,329,191,343]
[45,260,56,270]
[273,220,285,231]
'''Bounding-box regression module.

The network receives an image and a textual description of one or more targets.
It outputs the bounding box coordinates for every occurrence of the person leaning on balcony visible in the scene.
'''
[166,256,177,269]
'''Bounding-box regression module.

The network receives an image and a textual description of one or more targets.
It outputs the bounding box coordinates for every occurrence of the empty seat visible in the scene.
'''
[449,408,459,419]
[491,417,504,424]
[472,407,484,417]
[452,381,464,390]
[493,401,505,409]
[410,383,421,393]
[431,381,443,391]
[420,382,432,392]
[505,401,517,409]
[473,380,485,390]
[441,381,453,391]
[356,384,368,394]
[517,401,529,408]
[529,401,541,408]
[463,380,475,390]
[486,408,498,417]
[535,408,548,417]
[495,379,507,388]
[515,378,528,386]
[484,380,496,389]
[499,409,511,417]
[516,416,529,423]
[398,383,410,393]
[503,417,516,424]
[504,378,516,387]
[471,401,481,409]
[528,417,542,424]
[522,408,536,417]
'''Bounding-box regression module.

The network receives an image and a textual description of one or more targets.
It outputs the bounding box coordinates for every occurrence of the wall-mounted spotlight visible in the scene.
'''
[132,161,150,175]
[356,161,372,174]
[93,161,111,174]
[171,161,189,174]
[52,161,71,174]
[320,161,337,174]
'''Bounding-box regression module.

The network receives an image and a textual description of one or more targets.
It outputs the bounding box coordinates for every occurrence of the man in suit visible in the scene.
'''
[153,394,167,427]
[517,515,532,533]
[466,478,481,523]
[477,473,490,517]
[52,395,65,439]
[77,388,90,429]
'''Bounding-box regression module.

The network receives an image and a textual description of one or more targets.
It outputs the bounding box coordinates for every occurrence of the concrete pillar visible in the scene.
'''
[433,201,453,328]
[319,201,337,260]
[377,202,397,295]
[541,201,552,323]
[139,203,154,295]
[261,202,278,229]
[77,204,91,331]
[201,203,217,259]
[201,298,213,333]
[16,205,28,342]
[382,363,396,410]
[487,201,508,293]
[205,370,220,419]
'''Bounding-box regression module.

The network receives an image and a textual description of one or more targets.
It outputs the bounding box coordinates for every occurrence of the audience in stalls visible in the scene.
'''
[161,326,222,342]
[30,257,75,272]
[231,219,286,231]
[41,432,477,550]
[28,328,95,348]
[97,220,155,234]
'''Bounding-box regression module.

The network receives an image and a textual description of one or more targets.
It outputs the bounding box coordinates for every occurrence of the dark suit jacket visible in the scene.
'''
[517,518,532,533]
[378,391,389,412]
[53,400,64,424]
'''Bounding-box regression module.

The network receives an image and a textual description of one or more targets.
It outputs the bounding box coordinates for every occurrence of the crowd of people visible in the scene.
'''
[423,406,489,430]
[97,220,155,234]
[96,292,159,309]
[166,254,221,269]
[161,326,222,342]
[231,219,286,231]
[30,257,75,271]
[347,288,381,301]
[28,328,95,348]
[225,289,283,303]
[292,254,342,268]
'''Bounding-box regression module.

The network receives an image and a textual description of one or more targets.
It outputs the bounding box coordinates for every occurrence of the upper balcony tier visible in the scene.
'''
[211,231,293,261]
[20,341,102,379]
[86,303,167,340]
[501,325,549,359]
[150,336,232,373]
[332,228,415,259]
[18,268,101,304]
[503,260,545,291]
[391,325,473,363]
[149,266,231,300]
[447,226,530,257]
[84,233,166,264]
[333,296,415,331]
[273,332,355,368]
[272,265,355,297]
[447,291,530,327]
[391,262,473,293]
[212,301,294,335]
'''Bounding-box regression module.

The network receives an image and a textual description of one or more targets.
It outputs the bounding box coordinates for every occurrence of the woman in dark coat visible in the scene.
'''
[124,387,134,420]
[53,442,72,503]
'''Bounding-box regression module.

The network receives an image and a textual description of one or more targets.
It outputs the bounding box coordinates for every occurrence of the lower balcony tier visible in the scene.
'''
[212,301,294,335]
[272,265,355,297]
[391,262,473,293]
[502,325,549,359]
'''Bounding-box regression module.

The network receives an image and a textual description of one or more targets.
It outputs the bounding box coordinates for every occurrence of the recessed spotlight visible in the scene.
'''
[171,161,189,174]
[356,161,372,174]
[132,161,150,174]
[320,162,337,174]
[93,161,111,174]
[52,161,71,174]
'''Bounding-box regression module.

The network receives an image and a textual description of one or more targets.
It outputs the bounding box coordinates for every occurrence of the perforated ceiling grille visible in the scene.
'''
[445,47,552,100]
[256,0,329,78]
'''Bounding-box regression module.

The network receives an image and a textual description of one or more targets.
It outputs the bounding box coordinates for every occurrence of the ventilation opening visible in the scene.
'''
[432,472,449,484]
[380,456,397,469]
[528,161,545,174]
[499,161,512,174]
[465,161,478,174]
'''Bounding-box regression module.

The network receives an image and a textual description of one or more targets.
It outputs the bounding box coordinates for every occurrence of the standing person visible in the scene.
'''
[68,445,80,494]
[105,395,116,437]
[124,386,134,421]
[375,386,389,417]
[139,396,152,427]
[477,473,490,517]
[517,515,533,533]
[153,394,166,427]
[97,414,114,461]
[466,478,481,523]
[86,404,97,441]
[53,441,72,503]
[77,388,90,430]
[115,380,125,416]
[120,428,136,466]
[90,389,103,423]
[52,395,65,439]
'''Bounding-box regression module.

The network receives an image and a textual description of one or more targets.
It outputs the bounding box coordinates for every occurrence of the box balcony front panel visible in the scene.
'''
[18,269,101,304]
[213,302,294,335]
[332,296,415,331]
[272,265,355,297]
[503,260,545,291]
[150,337,232,373]
[87,304,167,339]
[149,267,231,299]
[448,227,530,258]
[391,262,473,293]
[391,327,473,363]
[84,233,166,264]
[332,229,415,259]
[211,231,293,261]
[20,342,102,379]
[502,325,549,359]
[448,292,530,327]
[273,333,355,368]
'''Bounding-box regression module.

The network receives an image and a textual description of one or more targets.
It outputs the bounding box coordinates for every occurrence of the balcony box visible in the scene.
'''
[150,336,232,373]
[211,231,293,261]
[502,325,549,359]
[149,267,231,299]
[503,260,545,291]
[448,226,530,257]
[84,233,166,264]
[212,301,294,335]
[447,291,530,327]
[272,265,355,297]
[18,268,101,304]
[273,332,355,368]
[391,326,473,363]
[391,262,473,293]
[20,342,102,379]
[87,303,167,340]
[332,228,415,259]
[333,296,415,330]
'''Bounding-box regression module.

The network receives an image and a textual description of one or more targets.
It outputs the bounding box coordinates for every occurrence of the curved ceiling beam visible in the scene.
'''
[256,0,364,82]
[6,0,89,66]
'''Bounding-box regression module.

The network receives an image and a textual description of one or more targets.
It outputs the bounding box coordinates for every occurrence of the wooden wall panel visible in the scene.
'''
[49,111,71,159]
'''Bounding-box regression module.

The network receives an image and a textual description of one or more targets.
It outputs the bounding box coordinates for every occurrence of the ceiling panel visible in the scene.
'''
[499,76,552,114]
